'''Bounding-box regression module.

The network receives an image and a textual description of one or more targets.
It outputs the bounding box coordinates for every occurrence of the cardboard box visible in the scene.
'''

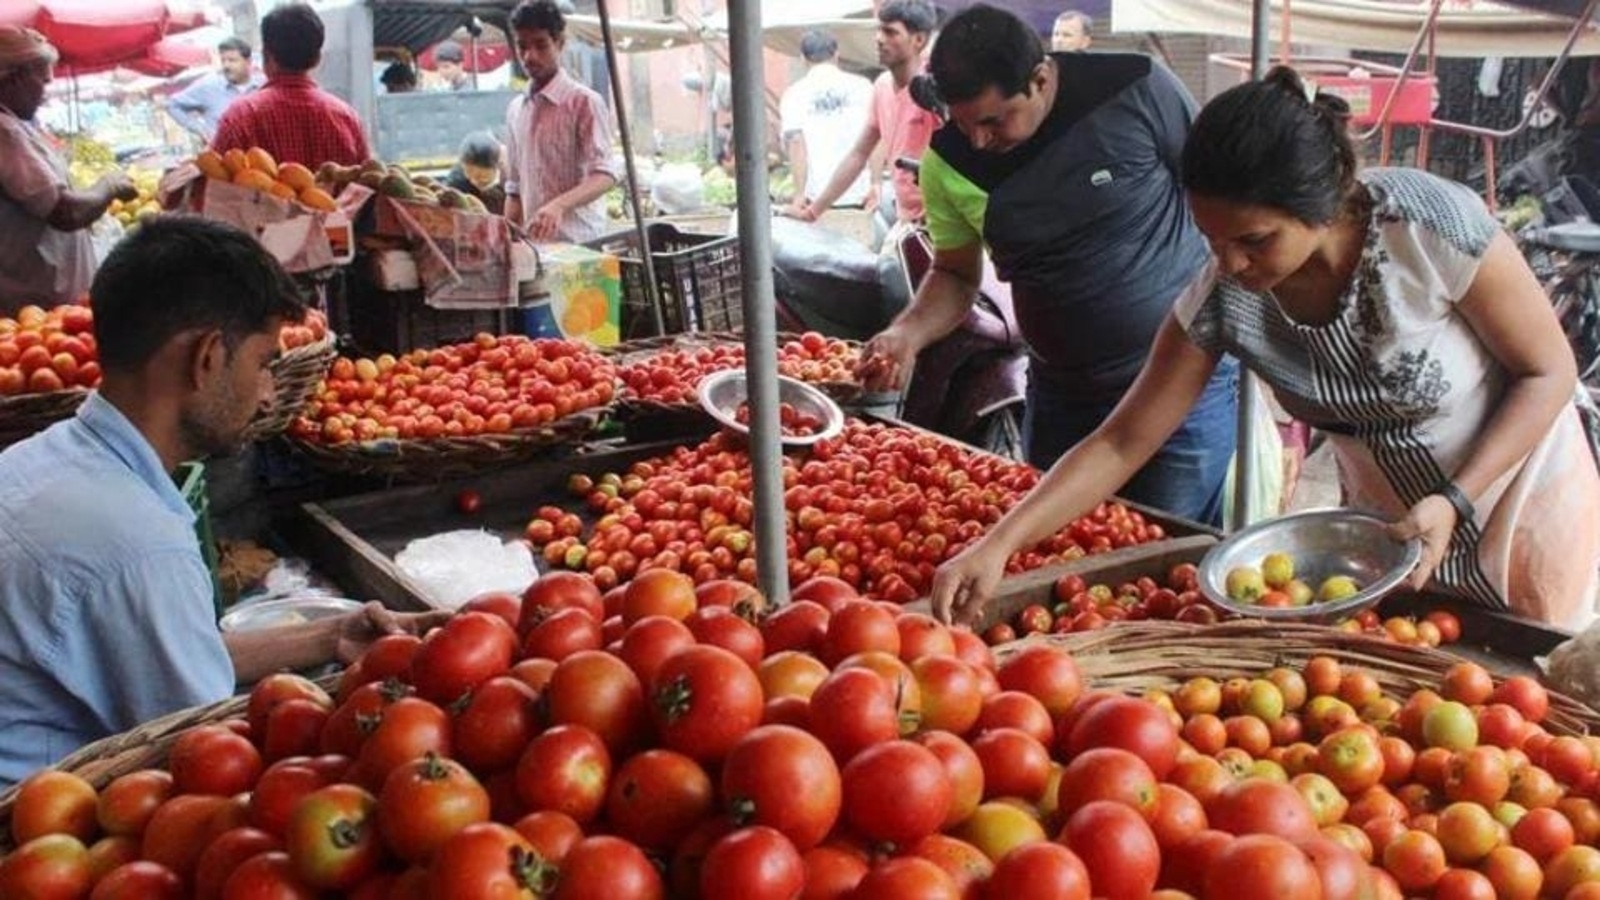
[519,242,622,347]
[373,196,517,309]
[159,165,362,271]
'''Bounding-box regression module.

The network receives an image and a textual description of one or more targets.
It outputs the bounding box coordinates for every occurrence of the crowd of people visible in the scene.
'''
[0,0,1598,787]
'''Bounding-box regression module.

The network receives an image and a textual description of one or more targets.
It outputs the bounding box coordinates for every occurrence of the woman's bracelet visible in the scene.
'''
[1432,479,1475,525]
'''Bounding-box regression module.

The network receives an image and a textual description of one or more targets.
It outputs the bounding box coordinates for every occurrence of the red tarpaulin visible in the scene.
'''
[36,0,170,70]
[416,41,513,74]
[0,2,43,29]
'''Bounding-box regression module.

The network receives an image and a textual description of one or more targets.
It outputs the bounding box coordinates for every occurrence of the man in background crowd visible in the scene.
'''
[165,37,263,142]
[781,30,874,215]
[433,40,471,91]
[503,0,617,242]
[211,3,369,168]
[1051,10,1093,52]
[380,60,418,93]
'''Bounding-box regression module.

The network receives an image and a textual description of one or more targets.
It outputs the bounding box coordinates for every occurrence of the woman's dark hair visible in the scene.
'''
[260,3,323,73]
[511,0,566,36]
[879,0,938,36]
[929,4,1043,104]
[380,61,416,90]
[92,216,306,373]
[1182,66,1359,225]
[458,131,502,168]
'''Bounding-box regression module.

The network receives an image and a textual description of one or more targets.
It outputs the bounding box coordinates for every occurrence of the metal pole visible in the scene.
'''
[1231,0,1272,532]
[726,0,790,605]
[594,0,666,334]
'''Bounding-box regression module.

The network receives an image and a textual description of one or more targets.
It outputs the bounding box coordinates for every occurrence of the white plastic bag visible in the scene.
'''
[394,530,539,610]
[1222,380,1287,527]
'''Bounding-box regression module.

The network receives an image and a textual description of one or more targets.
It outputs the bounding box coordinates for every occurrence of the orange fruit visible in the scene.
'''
[246,147,278,178]
[277,162,315,192]
[195,150,229,181]
[222,148,249,176]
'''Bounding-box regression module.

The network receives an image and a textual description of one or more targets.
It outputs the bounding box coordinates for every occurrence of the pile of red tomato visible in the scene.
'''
[0,302,100,396]
[289,334,616,444]
[5,569,1596,899]
[986,562,1468,647]
[527,422,1165,600]
[617,332,858,405]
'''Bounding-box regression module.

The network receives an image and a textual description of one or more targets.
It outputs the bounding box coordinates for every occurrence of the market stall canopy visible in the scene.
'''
[35,0,170,69]
[564,14,701,52]
[370,0,517,54]
[1110,0,1600,57]
[0,3,43,29]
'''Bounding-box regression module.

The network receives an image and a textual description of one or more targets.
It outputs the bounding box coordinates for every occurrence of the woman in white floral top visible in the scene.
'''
[931,67,1600,631]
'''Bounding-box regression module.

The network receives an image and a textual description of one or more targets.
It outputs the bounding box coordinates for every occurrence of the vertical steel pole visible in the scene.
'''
[1231,0,1273,531]
[726,0,790,605]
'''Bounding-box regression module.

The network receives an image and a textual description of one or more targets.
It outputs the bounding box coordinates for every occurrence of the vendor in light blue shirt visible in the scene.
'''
[0,217,448,789]
[164,36,263,141]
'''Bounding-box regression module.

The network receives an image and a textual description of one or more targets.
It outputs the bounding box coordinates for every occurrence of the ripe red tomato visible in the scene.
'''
[377,753,490,864]
[458,591,523,630]
[283,784,381,891]
[648,644,764,764]
[247,760,333,839]
[246,674,332,742]
[840,740,952,846]
[218,851,317,899]
[700,826,805,900]
[1059,800,1161,900]
[455,489,482,515]
[522,607,603,662]
[1205,834,1324,900]
[1208,778,1320,841]
[986,842,1091,900]
[972,727,1052,801]
[142,794,241,883]
[720,724,842,850]
[978,690,1056,747]
[910,655,984,736]
[258,700,330,765]
[551,834,664,899]
[1066,695,1180,779]
[808,666,901,763]
[850,856,961,899]
[759,600,830,656]
[622,567,698,624]
[407,611,517,704]
[426,823,551,897]
[450,675,541,773]
[685,605,766,668]
[91,859,184,899]
[1058,747,1160,819]
[917,730,986,829]
[791,575,860,612]
[544,649,649,755]
[0,834,92,899]
[819,600,901,666]
[520,571,605,634]
[353,697,452,791]
[512,810,583,865]
[996,645,1084,718]
[12,770,98,843]
[603,749,714,851]
[191,827,279,900]
[97,769,174,838]
[801,843,869,900]
[1492,676,1550,725]
[513,724,612,825]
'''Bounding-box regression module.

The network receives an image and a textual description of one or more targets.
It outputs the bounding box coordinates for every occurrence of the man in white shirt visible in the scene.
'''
[781,30,874,213]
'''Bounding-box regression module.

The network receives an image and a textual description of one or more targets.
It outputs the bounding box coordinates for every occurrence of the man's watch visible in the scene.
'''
[1432,479,1475,525]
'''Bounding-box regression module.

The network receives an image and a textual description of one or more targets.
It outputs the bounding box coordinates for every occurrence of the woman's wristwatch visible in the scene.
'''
[1432,479,1475,525]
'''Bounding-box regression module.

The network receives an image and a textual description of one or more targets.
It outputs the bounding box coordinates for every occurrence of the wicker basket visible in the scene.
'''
[0,389,88,449]
[243,338,338,442]
[288,406,607,481]
[994,620,1600,736]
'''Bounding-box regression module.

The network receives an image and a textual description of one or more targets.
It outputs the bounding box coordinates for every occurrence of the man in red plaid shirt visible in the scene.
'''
[211,4,369,168]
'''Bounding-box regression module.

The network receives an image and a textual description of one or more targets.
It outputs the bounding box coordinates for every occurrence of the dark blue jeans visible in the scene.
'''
[1023,359,1239,527]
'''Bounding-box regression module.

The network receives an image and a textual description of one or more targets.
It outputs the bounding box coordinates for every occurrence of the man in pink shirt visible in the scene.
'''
[789,0,940,227]
[503,0,618,243]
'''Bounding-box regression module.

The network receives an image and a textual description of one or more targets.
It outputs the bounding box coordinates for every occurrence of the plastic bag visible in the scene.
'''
[650,163,706,215]
[394,530,539,610]
[1221,380,1287,526]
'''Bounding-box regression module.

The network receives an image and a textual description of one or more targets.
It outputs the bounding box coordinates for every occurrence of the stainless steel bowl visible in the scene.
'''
[219,596,364,632]
[1197,508,1423,623]
[697,369,844,447]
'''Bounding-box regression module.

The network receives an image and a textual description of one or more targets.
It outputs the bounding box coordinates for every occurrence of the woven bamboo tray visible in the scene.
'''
[288,406,607,481]
[995,620,1600,736]
[243,337,338,442]
[0,389,88,449]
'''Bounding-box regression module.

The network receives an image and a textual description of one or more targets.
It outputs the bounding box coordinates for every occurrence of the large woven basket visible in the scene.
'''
[995,620,1600,736]
[0,389,88,449]
[243,337,338,442]
[288,406,608,481]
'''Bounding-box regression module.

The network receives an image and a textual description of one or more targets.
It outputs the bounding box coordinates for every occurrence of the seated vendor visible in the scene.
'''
[0,216,447,789]
[445,130,508,216]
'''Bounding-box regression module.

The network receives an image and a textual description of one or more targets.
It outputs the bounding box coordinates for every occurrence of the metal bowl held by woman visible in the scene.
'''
[219,595,364,632]
[1197,508,1423,624]
[698,369,844,447]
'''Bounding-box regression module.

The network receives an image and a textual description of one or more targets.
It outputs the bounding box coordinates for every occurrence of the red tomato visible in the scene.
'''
[1065,696,1180,779]
[685,606,766,668]
[246,675,332,743]
[648,644,764,764]
[219,851,317,899]
[851,856,960,899]
[972,727,1052,801]
[1208,777,1320,841]
[522,607,603,662]
[96,769,174,838]
[917,730,987,829]
[551,835,664,899]
[511,810,582,865]
[1058,747,1160,819]
[760,600,830,656]
[986,842,1092,900]
[451,675,541,773]
[427,823,550,897]
[12,770,98,843]
[604,749,714,851]
[790,575,860,612]
[1059,801,1161,900]
[455,489,482,514]
[977,690,1056,747]
[90,860,184,899]
[700,826,805,900]
[910,655,984,736]
[1491,676,1550,725]
[247,761,332,839]
[840,740,952,846]
[996,645,1084,718]
[1150,784,1208,849]
[377,753,490,864]
[618,615,698,686]
[1160,828,1233,895]
[513,724,612,824]
[192,828,280,900]
[0,834,91,899]
[544,649,649,755]
[336,634,421,701]
[720,725,842,850]
[259,700,330,765]
[895,612,956,662]
[800,843,869,900]
[520,571,605,634]
[283,784,381,890]
[621,568,698,624]
[807,667,901,763]
[353,697,452,791]
[906,833,994,895]
[458,591,523,630]
[819,600,901,666]
[1205,834,1324,900]
[407,612,517,704]
[1382,829,1448,893]
[1299,835,1369,900]
[142,794,240,883]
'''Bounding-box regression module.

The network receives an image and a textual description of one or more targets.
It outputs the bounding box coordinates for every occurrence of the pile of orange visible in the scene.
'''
[194,147,338,213]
